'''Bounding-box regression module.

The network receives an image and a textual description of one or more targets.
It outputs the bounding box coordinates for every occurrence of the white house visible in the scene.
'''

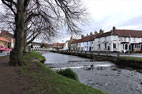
[70,39,79,51]
[70,33,98,52]
[79,34,95,52]
[63,40,69,50]
[31,42,42,48]
[94,27,142,53]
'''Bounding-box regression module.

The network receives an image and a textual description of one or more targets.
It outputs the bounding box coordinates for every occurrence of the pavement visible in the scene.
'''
[0,56,31,94]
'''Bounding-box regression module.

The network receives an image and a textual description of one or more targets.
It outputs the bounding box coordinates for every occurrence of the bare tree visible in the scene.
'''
[1,0,85,66]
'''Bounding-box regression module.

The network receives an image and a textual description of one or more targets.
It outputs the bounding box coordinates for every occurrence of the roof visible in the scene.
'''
[53,43,65,46]
[0,30,14,38]
[115,29,142,37]
[0,37,10,42]
[80,35,95,42]
[31,42,43,45]
[71,39,80,44]
[96,29,142,38]
[71,34,101,44]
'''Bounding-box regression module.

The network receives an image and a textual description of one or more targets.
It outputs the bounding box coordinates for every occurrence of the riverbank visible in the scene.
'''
[43,52,142,94]
[51,51,142,69]
[0,52,106,94]
[21,52,107,94]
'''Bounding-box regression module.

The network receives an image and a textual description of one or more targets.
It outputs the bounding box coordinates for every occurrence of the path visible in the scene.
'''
[0,56,30,94]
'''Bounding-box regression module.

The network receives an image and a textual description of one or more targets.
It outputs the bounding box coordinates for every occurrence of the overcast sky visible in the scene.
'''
[59,0,142,42]
[82,0,142,32]
[1,0,142,43]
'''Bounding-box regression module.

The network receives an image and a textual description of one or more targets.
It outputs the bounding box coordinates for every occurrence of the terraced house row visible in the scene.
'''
[67,27,142,53]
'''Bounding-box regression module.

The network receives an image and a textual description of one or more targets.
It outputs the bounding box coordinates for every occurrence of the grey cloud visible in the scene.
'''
[119,16,142,26]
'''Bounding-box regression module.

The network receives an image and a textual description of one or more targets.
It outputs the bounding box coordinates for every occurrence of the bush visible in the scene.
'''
[57,69,78,81]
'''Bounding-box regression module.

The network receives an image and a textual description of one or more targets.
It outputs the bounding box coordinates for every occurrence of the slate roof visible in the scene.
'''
[115,29,142,37]
[53,43,65,46]
[71,34,101,44]
[96,29,142,38]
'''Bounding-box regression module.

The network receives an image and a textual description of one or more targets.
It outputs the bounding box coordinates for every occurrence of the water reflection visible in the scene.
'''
[43,52,114,69]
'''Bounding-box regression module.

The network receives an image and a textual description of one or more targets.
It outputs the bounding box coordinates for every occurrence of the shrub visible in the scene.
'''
[57,69,78,81]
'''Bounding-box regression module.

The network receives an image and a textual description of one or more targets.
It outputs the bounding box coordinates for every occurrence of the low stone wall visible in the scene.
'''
[51,51,142,69]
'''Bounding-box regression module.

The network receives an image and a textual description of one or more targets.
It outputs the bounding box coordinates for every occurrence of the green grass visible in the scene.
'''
[24,51,45,63]
[21,52,107,94]
[121,56,142,61]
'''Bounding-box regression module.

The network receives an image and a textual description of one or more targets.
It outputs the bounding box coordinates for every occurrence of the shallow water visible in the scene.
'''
[43,52,142,94]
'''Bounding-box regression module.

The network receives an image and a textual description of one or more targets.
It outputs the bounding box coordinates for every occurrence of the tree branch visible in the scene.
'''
[2,0,17,15]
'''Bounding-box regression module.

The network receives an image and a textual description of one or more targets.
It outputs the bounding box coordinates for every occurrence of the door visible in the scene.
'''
[89,47,91,52]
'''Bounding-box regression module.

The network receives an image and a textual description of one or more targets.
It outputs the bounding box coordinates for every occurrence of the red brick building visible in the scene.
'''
[53,43,65,50]
[0,37,10,48]
[0,30,15,48]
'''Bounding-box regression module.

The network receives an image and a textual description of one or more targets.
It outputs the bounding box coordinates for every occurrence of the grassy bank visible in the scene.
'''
[121,56,142,61]
[21,52,107,94]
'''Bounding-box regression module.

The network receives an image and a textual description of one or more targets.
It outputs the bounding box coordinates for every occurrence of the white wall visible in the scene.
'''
[94,36,114,51]
[94,35,142,52]
[11,39,14,48]
[63,42,69,50]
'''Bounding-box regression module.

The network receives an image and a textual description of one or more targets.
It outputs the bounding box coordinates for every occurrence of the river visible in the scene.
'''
[43,52,142,94]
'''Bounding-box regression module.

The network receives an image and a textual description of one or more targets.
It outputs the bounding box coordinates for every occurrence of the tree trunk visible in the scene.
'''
[23,29,27,54]
[9,0,26,66]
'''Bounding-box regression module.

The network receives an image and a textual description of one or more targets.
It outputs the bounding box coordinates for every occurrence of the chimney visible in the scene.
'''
[1,30,5,34]
[81,35,84,38]
[87,34,88,36]
[70,37,73,41]
[113,26,116,32]
[94,31,98,35]
[99,29,104,34]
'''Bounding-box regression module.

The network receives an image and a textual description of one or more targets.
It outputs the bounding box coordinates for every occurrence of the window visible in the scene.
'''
[125,44,128,50]
[120,37,123,41]
[135,45,137,48]
[124,38,126,41]
[113,43,116,48]
[105,43,107,48]
[138,45,140,48]
[98,44,100,48]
